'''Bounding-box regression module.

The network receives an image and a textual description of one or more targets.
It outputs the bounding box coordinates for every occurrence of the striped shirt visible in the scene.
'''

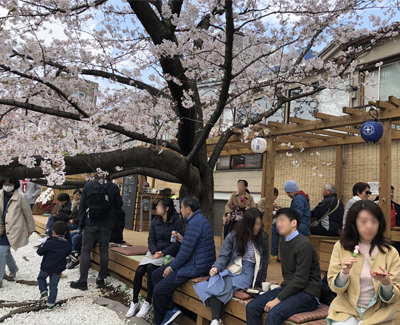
[242,241,256,263]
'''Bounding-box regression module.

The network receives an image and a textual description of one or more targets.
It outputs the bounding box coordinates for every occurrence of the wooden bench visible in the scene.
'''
[308,235,340,260]
[319,239,339,272]
[90,247,328,325]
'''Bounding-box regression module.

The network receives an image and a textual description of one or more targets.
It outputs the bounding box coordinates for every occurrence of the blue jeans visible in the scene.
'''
[0,245,18,281]
[271,225,279,256]
[37,270,61,305]
[70,232,83,252]
[46,215,55,232]
[246,287,318,325]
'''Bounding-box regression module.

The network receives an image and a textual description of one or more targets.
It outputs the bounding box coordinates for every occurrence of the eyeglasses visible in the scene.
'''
[365,191,372,195]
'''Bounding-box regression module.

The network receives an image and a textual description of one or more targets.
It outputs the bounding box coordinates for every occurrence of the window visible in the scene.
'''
[380,62,400,101]
[72,91,86,100]
[289,88,316,120]
[316,80,349,116]
[216,156,231,170]
[216,154,262,170]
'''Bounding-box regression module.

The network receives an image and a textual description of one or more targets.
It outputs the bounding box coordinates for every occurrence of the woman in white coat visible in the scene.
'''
[0,177,36,287]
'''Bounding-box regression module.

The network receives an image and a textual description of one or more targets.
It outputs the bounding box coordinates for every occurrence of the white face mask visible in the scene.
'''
[3,185,14,193]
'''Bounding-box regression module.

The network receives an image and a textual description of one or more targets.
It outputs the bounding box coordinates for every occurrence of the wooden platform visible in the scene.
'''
[33,216,329,324]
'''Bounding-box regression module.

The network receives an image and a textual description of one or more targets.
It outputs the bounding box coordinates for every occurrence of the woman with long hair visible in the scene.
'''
[327,200,400,325]
[126,197,183,319]
[224,179,256,237]
[194,207,269,325]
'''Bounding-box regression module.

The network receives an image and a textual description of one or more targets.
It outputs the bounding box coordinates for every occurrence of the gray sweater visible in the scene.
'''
[19,181,42,204]
[278,233,322,301]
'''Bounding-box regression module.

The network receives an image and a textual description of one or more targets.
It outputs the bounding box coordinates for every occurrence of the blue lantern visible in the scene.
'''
[360,120,383,143]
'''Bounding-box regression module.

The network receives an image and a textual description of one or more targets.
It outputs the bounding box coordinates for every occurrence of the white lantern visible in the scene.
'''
[251,137,267,154]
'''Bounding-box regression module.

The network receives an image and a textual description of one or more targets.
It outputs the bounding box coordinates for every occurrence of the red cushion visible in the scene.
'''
[233,290,252,300]
[109,246,148,256]
[287,304,329,323]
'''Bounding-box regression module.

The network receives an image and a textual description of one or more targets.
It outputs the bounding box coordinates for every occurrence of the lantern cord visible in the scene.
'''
[368,108,379,122]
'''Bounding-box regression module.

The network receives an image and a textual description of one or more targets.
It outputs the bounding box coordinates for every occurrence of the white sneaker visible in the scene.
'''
[210,320,221,325]
[136,301,152,318]
[126,302,139,318]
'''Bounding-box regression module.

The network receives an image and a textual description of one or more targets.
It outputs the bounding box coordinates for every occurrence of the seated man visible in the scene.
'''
[310,183,344,236]
[151,195,216,325]
[246,208,322,325]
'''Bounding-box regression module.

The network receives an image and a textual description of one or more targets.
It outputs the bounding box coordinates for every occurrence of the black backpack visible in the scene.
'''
[86,180,113,219]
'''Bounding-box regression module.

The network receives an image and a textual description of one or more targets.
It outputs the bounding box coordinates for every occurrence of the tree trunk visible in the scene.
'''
[179,161,214,227]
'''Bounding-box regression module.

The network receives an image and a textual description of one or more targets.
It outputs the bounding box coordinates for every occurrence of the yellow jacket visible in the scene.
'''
[327,241,400,325]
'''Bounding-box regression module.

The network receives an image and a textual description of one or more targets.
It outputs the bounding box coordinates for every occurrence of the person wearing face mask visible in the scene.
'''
[342,182,371,230]
[0,177,35,287]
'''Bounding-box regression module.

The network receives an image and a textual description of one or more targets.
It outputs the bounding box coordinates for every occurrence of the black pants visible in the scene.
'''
[152,264,192,325]
[206,296,225,320]
[310,224,340,236]
[133,263,160,304]
[79,225,111,282]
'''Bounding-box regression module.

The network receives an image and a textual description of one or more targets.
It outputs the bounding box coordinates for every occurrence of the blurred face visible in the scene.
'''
[156,202,168,216]
[356,209,379,243]
[322,186,331,197]
[391,190,394,201]
[60,200,68,205]
[358,187,371,200]
[2,180,15,193]
[237,181,247,194]
[73,192,81,201]
[273,194,278,201]
[180,203,192,219]
[253,216,263,236]
[286,191,295,199]
[276,214,297,237]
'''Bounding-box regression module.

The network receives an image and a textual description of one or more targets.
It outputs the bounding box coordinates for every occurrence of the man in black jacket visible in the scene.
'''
[70,170,123,290]
[310,183,344,236]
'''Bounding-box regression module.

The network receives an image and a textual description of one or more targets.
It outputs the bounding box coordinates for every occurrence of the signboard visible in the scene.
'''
[121,175,139,230]
[368,182,379,195]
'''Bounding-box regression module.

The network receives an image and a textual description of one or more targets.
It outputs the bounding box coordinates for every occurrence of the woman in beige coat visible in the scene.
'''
[0,177,35,287]
[327,200,400,325]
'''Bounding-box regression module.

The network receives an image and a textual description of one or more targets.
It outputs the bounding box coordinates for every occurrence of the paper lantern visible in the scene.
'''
[360,121,383,143]
[251,137,268,153]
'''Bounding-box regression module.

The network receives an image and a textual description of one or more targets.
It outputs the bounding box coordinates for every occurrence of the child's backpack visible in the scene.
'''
[86,180,112,219]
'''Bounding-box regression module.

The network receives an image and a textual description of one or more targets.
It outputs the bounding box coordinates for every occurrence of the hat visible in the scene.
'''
[284,180,299,193]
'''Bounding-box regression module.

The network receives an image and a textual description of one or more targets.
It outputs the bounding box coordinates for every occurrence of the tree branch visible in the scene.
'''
[186,0,235,164]
[0,99,181,153]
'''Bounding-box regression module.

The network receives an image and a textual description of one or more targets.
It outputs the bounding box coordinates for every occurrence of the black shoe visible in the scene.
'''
[69,251,80,262]
[67,260,80,270]
[96,279,105,288]
[70,281,88,290]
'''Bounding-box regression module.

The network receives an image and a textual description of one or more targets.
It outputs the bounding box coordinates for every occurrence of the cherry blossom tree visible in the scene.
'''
[0,0,398,221]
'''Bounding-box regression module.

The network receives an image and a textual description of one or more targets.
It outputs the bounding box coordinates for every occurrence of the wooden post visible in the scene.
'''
[379,119,392,238]
[335,145,344,201]
[261,138,276,256]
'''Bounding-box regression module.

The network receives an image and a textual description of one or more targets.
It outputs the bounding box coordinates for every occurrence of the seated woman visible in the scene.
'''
[327,200,400,325]
[45,193,72,235]
[224,180,256,237]
[126,197,183,319]
[194,208,269,325]
[68,189,82,231]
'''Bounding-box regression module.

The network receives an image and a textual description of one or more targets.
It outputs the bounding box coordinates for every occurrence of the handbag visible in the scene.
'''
[310,198,340,228]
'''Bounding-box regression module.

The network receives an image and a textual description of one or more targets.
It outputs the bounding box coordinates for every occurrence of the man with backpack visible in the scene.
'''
[70,170,123,290]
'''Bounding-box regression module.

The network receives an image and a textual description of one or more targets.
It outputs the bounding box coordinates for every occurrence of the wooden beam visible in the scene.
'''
[335,145,344,201]
[314,112,360,134]
[379,119,392,238]
[375,100,397,110]
[289,117,350,137]
[388,96,400,107]
[270,105,400,136]
[343,107,364,115]
[262,139,276,263]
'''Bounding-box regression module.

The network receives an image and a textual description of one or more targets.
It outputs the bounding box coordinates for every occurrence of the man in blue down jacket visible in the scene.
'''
[152,195,216,325]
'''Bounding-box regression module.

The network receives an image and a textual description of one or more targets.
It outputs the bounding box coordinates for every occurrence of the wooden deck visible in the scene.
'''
[33,215,400,323]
